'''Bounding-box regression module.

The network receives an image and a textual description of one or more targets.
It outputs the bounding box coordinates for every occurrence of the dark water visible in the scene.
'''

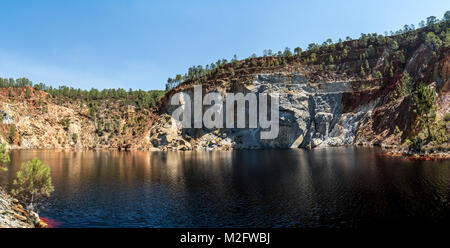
[0,147,449,228]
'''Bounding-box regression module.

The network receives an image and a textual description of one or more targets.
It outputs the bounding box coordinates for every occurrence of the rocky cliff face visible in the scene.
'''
[0,87,155,150]
[147,45,449,151]
[148,74,374,149]
[147,74,379,150]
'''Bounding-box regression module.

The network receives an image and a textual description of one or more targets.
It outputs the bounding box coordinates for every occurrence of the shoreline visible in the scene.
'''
[4,145,449,160]
[382,151,450,161]
[0,189,48,228]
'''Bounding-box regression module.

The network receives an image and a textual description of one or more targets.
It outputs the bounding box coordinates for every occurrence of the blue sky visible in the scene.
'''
[0,0,448,90]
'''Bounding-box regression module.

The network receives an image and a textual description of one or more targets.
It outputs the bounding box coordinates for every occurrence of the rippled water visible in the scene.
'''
[0,147,449,228]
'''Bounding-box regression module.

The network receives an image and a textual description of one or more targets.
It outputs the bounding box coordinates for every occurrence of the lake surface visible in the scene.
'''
[0,147,449,228]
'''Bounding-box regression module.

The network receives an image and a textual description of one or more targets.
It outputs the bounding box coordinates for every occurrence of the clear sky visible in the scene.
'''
[0,0,448,90]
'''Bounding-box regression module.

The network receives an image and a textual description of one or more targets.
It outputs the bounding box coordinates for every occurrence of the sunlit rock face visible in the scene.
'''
[253,74,372,148]
[148,73,378,150]
[146,40,450,151]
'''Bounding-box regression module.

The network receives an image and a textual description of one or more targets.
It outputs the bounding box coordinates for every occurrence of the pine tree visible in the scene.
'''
[328,55,334,64]
[11,158,54,211]
[413,83,437,141]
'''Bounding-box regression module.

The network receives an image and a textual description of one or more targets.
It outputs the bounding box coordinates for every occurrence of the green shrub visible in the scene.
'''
[433,120,448,144]
[0,142,10,172]
[25,88,31,99]
[42,105,48,113]
[72,133,78,143]
[360,66,365,76]
[375,71,383,79]
[413,83,436,140]
[424,32,442,54]
[7,124,16,144]
[104,123,111,133]
[60,117,70,131]
[310,53,317,63]
[11,158,54,211]
[404,133,425,151]
[89,108,96,120]
[328,55,334,64]
[444,113,450,122]
[398,72,413,96]
[394,125,401,135]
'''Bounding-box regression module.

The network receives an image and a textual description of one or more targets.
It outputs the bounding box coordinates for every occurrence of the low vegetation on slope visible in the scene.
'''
[0,77,166,110]
[163,14,449,90]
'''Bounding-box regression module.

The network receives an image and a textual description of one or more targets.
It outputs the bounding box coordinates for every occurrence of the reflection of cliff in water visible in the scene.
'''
[0,147,449,228]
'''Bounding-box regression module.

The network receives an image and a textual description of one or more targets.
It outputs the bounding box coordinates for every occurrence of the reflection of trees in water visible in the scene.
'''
[1,148,449,227]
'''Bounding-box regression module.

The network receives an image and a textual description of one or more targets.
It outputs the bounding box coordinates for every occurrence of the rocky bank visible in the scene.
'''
[0,189,47,228]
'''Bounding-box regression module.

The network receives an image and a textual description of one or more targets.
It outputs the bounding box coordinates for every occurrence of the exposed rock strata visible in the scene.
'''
[147,45,449,151]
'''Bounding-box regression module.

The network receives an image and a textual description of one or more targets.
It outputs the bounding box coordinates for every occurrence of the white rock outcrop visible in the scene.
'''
[149,73,379,150]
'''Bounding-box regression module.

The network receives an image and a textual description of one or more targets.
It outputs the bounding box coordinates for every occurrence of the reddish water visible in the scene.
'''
[39,217,63,228]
